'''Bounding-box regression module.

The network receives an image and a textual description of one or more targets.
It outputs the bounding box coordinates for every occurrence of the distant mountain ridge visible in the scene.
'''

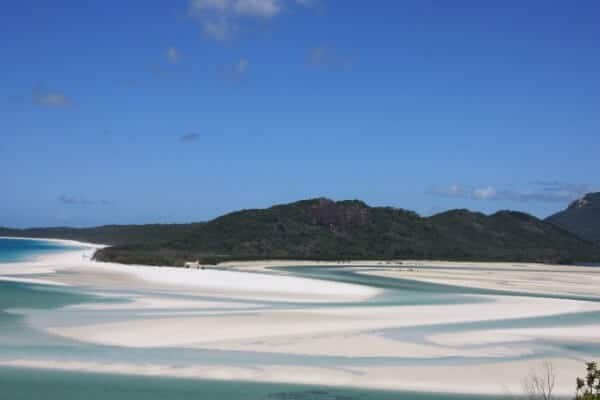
[546,192,600,244]
[2,197,599,265]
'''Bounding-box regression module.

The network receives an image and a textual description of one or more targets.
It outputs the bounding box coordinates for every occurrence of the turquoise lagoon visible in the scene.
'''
[0,237,79,263]
[1,238,597,399]
[0,367,516,400]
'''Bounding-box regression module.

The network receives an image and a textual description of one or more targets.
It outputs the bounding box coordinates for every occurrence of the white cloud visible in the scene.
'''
[447,184,464,195]
[236,57,249,74]
[190,0,281,17]
[473,186,497,200]
[189,0,311,41]
[234,0,281,17]
[429,184,465,197]
[166,47,181,64]
[189,0,229,13]
[295,0,318,6]
[428,182,598,203]
[32,86,71,108]
[202,17,234,41]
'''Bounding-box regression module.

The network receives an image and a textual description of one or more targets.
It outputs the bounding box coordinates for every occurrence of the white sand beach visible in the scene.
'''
[357,260,600,298]
[2,242,600,396]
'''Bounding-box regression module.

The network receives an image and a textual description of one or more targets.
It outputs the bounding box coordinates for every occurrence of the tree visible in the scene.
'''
[522,361,556,400]
[575,361,600,400]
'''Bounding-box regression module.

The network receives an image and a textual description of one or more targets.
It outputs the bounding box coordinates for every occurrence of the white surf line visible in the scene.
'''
[0,236,104,249]
[0,238,103,286]
[1,237,381,303]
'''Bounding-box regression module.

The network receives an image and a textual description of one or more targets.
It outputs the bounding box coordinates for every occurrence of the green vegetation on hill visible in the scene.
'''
[546,192,600,244]
[0,224,204,246]
[4,198,598,266]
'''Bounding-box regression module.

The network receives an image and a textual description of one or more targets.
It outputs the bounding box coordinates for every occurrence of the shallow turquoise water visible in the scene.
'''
[0,239,594,399]
[0,238,79,263]
[276,265,600,303]
[0,367,518,400]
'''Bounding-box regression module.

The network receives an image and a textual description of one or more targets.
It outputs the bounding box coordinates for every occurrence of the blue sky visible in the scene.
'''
[1,0,599,227]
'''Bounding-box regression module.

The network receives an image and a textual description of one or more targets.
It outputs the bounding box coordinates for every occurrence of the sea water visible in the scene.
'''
[0,367,516,400]
[0,237,78,263]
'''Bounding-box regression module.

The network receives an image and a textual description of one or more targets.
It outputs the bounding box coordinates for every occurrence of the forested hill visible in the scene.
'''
[0,224,205,246]
[3,198,598,266]
[546,192,600,244]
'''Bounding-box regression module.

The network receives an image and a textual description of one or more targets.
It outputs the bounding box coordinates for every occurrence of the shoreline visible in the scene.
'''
[0,237,380,302]
[0,236,104,266]
[4,237,598,301]
[1,235,597,272]
[0,235,105,248]
[0,364,527,400]
[1,238,599,396]
[0,357,585,397]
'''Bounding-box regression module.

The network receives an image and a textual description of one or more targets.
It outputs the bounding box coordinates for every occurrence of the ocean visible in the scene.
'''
[0,237,78,263]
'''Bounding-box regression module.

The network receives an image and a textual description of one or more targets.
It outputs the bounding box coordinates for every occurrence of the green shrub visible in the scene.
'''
[576,362,600,400]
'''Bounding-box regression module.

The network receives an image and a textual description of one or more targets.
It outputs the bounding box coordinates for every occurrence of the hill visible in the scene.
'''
[546,192,600,244]
[0,223,204,246]
[4,197,595,266]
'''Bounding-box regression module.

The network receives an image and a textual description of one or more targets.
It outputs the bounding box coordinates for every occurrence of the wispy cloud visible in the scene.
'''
[234,0,281,17]
[189,0,280,41]
[188,0,315,41]
[179,132,200,142]
[59,195,111,206]
[202,17,234,41]
[190,0,282,18]
[429,184,466,197]
[32,85,72,108]
[473,186,497,200]
[306,46,352,69]
[166,47,181,64]
[427,182,598,203]
[234,57,249,75]
[221,57,250,81]
[295,0,319,6]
